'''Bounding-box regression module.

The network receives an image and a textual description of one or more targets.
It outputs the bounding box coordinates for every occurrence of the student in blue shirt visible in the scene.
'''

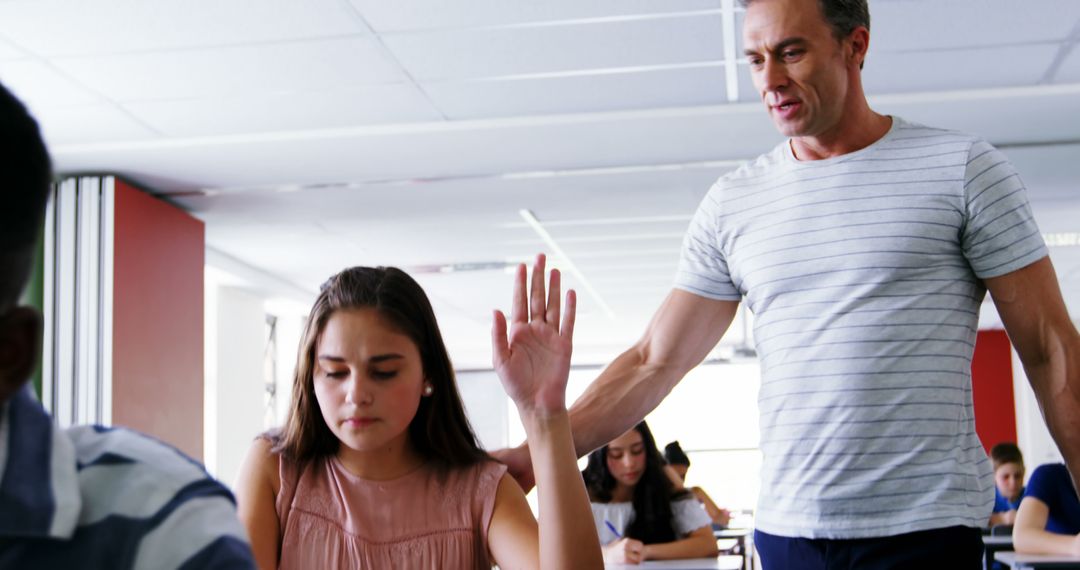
[1013,463,1080,555]
[0,80,256,569]
[989,442,1026,526]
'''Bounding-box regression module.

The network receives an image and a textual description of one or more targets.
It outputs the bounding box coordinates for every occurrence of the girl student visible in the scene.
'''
[584,421,719,565]
[234,255,602,569]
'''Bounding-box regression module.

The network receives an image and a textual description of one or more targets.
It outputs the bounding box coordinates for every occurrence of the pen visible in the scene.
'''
[604,520,622,539]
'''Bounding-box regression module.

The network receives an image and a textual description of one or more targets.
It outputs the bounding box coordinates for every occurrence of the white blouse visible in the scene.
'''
[590,498,712,545]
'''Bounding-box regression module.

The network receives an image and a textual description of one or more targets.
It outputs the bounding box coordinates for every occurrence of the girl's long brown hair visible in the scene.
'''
[270,266,488,470]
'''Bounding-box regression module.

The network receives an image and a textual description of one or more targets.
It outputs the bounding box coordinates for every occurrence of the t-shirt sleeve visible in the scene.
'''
[476,461,509,547]
[674,186,742,301]
[960,139,1048,278]
[671,498,712,536]
[1024,464,1065,508]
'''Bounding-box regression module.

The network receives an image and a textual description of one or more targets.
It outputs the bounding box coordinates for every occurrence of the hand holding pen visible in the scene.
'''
[601,521,645,565]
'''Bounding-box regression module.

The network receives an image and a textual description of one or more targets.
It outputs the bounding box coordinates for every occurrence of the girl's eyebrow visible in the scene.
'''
[317,354,404,363]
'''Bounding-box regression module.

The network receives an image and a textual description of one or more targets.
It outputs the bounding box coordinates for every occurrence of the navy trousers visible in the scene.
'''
[755,525,984,570]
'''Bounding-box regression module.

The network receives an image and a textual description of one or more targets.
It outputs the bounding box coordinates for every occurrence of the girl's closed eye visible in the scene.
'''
[370,368,398,380]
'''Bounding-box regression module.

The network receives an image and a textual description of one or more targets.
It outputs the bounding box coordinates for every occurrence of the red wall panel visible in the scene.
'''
[112,179,204,460]
[971,329,1017,454]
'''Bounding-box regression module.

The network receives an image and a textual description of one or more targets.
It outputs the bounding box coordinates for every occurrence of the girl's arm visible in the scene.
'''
[487,254,604,570]
[642,525,719,560]
[690,486,731,527]
[1013,496,1080,555]
[989,509,1016,527]
[234,438,283,570]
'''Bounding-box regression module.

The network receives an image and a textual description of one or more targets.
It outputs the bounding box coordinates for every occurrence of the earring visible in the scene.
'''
[423,384,434,396]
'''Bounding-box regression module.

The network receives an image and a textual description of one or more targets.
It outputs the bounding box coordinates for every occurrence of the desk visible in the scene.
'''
[713,528,752,570]
[985,534,1015,568]
[995,552,1080,569]
[605,556,743,569]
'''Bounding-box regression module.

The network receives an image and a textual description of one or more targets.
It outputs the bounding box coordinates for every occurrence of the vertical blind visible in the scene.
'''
[42,175,115,427]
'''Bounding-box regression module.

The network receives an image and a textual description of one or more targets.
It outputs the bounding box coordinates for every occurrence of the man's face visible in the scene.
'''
[743,0,854,138]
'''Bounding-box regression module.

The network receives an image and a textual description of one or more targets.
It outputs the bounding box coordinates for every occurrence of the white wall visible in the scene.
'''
[271,313,304,427]
[456,369,510,451]
[209,286,268,487]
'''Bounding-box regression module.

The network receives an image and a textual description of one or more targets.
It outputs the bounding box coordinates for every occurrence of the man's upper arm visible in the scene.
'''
[639,289,739,374]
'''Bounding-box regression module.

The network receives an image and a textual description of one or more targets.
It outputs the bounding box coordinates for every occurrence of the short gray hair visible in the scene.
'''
[740,0,870,39]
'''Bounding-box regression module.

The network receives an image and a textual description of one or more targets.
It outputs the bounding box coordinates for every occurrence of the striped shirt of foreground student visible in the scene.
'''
[0,81,255,568]
[0,390,256,569]
[233,255,602,569]
[492,0,1080,568]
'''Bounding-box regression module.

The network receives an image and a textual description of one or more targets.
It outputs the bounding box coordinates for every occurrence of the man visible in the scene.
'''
[497,0,1080,567]
[0,81,255,568]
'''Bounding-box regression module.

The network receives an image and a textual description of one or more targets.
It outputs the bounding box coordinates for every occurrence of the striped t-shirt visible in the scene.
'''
[675,117,1048,539]
[0,386,255,569]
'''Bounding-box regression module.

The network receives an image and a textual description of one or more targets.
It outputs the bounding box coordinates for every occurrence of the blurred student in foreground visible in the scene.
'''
[0,80,255,569]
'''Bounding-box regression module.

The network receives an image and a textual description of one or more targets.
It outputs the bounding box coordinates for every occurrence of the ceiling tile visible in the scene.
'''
[871,0,1080,52]
[353,0,721,33]
[425,65,726,119]
[123,85,442,137]
[1056,45,1080,83]
[50,38,407,102]
[548,219,691,242]
[1003,144,1080,204]
[0,60,101,107]
[382,14,724,80]
[0,0,368,57]
[863,44,1058,94]
[33,104,159,145]
[0,36,26,61]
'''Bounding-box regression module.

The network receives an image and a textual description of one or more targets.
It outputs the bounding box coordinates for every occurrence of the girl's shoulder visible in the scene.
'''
[242,435,284,495]
[451,458,508,495]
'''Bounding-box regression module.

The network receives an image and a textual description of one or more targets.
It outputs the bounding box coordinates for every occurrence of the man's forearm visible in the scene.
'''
[1022,330,1080,491]
[567,345,686,458]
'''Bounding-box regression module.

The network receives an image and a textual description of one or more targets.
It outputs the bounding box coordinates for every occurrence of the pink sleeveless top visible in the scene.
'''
[276,455,507,570]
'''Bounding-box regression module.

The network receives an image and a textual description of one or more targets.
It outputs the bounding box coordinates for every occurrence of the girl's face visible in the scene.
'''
[670,463,688,482]
[606,428,647,490]
[313,308,428,456]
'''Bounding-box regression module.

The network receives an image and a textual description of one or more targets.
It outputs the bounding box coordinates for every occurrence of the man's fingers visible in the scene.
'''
[530,253,546,322]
